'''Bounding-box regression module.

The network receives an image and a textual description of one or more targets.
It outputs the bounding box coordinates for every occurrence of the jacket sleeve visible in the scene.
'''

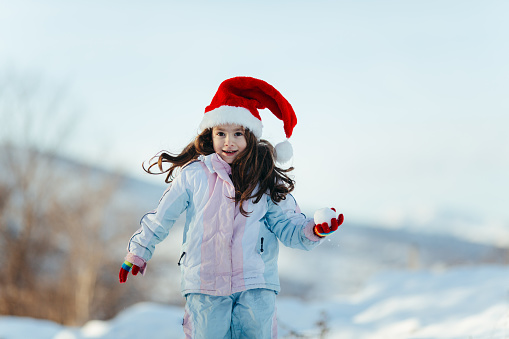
[127,169,191,262]
[264,194,324,251]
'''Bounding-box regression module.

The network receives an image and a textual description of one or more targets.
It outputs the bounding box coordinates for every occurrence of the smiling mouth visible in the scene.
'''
[222,150,238,156]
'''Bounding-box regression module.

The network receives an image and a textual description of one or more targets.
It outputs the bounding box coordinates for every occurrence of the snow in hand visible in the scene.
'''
[314,207,337,225]
[1,265,508,339]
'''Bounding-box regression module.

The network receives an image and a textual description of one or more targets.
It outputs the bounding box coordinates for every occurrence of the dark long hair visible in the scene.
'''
[144,128,295,216]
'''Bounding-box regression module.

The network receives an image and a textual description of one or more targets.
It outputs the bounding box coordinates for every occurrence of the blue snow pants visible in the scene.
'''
[182,288,277,339]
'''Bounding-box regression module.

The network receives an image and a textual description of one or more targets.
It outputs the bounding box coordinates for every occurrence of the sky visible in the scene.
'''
[0,0,508,234]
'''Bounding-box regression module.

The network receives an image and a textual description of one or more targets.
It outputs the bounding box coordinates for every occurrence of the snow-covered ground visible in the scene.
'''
[1,265,508,339]
[2,170,508,338]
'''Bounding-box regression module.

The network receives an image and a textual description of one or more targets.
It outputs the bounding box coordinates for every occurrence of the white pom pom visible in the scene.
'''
[314,208,337,224]
[275,139,293,164]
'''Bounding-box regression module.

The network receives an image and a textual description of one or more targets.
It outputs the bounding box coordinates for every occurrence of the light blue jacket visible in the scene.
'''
[127,153,323,296]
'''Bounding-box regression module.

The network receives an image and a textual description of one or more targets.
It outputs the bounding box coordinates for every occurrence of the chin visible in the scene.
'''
[221,156,234,164]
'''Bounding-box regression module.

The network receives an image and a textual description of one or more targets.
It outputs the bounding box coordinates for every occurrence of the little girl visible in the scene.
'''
[119,77,344,339]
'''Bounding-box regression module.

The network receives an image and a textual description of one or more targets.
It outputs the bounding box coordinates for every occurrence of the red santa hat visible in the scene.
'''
[199,76,297,163]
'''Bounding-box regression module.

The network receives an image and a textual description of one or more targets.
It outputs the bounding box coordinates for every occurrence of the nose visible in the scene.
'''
[224,134,233,146]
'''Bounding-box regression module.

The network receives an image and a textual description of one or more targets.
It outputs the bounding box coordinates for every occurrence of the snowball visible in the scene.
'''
[314,207,337,224]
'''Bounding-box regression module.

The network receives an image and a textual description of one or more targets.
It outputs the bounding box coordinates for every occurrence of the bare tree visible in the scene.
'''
[0,70,140,325]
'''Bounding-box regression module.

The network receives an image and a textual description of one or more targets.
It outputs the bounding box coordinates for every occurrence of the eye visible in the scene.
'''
[216,132,225,136]
[234,132,243,137]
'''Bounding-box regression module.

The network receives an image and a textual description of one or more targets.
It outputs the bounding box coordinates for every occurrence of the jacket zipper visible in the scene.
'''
[260,237,264,253]
[178,252,186,266]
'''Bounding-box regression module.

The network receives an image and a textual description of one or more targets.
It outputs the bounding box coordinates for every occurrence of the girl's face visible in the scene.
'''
[212,124,247,164]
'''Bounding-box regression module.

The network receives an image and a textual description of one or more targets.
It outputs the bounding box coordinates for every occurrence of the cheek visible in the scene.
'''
[239,138,247,151]
[212,138,222,152]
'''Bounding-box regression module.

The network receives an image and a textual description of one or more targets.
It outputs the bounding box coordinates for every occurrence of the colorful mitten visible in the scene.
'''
[313,207,344,238]
[119,261,141,283]
[119,254,146,283]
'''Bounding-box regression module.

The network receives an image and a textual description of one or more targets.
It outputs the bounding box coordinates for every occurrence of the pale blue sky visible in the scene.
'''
[1,0,508,236]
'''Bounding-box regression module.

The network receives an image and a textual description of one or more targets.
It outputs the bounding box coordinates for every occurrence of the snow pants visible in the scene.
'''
[182,288,277,339]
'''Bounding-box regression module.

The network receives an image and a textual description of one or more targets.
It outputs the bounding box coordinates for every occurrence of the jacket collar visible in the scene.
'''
[199,153,233,185]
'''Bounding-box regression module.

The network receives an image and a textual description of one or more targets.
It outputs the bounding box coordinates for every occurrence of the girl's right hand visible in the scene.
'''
[313,207,344,238]
[119,260,141,283]
[313,215,344,238]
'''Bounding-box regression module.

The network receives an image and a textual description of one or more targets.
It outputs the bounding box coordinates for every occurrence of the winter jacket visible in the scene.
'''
[127,153,323,297]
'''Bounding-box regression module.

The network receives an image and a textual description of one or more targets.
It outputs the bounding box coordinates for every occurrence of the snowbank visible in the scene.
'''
[1,265,508,339]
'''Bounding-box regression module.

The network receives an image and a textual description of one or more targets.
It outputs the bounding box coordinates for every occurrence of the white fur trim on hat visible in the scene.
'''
[274,139,293,164]
[199,106,263,139]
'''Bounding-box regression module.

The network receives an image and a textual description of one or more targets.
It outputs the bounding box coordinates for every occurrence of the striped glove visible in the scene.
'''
[119,261,141,283]
[313,208,344,238]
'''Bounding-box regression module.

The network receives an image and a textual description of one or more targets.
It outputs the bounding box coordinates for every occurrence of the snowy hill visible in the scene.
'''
[2,155,508,338]
[277,223,507,299]
[1,265,508,339]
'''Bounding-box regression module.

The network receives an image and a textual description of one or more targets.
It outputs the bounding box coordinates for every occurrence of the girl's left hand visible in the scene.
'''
[313,208,344,238]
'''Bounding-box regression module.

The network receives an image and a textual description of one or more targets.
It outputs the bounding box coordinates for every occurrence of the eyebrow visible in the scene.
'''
[214,127,245,132]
